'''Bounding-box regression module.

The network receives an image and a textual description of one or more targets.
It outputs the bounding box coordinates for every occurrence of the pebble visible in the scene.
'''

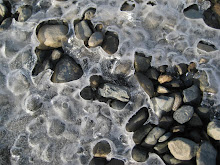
[196,142,217,165]
[37,24,68,50]
[145,68,159,80]
[142,127,166,147]
[183,85,201,104]
[154,141,169,154]
[158,116,174,130]
[196,107,210,123]
[135,72,154,98]
[106,159,124,165]
[50,49,62,61]
[188,130,202,143]
[168,137,199,160]
[164,79,184,88]
[89,157,107,165]
[158,75,173,84]
[80,86,95,100]
[188,62,197,73]
[75,20,92,41]
[151,96,174,118]
[158,132,172,142]
[174,63,188,75]
[98,83,130,102]
[187,113,203,127]
[163,154,194,165]
[51,56,83,83]
[17,5,32,22]
[48,118,65,136]
[126,108,149,132]
[181,72,194,87]
[184,5,203,19]
[171,125,185,133]
[197,41,217,52]
[101,32,119,54]
[207,119,220,140]
[90,75,102,88]
[109,100,127,110]
[120,1,135,11]
[132,145,149,162]
[170,93,182,111]
[0,3,8,21]
[173,105,194,124]
[0,17,12,32]
[157,85,169,94]
[134,53,151,72]
[133,124,153,144]
[93,140,111,158]
[88,32,104,47]
[84,8,96,20]
[157,65,167,73]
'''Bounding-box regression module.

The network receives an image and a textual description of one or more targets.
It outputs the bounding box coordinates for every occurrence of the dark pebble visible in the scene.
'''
[93,140,111,158]
[106,158,124,165]
[89,157,107,165]
[145,67,159,80]
[154,141,169,154]
[158,116,174,130]
[80,86,95,100]
[183,85,201,105]
[102,31,119,54]
[134,52,151,72]
[133,124,153,144]
[132,145,149,162]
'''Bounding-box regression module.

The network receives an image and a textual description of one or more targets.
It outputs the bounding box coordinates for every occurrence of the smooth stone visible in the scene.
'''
[196,142,217,165]
[174,63,188,75]
[207,119,220,140]
[48,118,65,136]
[17,5,32,22]
[84,8,96,20]
[194,71,209,93]
[188,130,202,143]
[89,157,107,165]
[158,132,172,142]
[151,96,174,118]
[134,53,151,72]
[187,113,203,127]
[88,32,103,47]
[197,41,217,52]
[157,85,169,94]
[80,86,95,100]
[98,83,129,102]
[102,32,119,54]
[120,1,135,11]
[163,154,194,165]
[135,72,154,98]
[0,18,12,31]
[183,85,201,104]
[0,3,8,20]
[90,75,102,88]
[145,68,159,80]
[154,141,169,154]
[142,127,166,147]
[132,145,149,162]
[51,56,83,83]
[168,137,199,160]
[93,140,111,158]
[158,75,173,84]
[170,93,182,111]
[133,124,153,144]
[37,25,68,50]
[184,7,203,19]
[109,100,127,110]
[164,79,184,88]
[126,107,149,132]
[196,107,210,123]
[173,105,194,124]
[158,116,174,130]
[106,158,124,165]
[50,49,62,61]
[75,20,92,41]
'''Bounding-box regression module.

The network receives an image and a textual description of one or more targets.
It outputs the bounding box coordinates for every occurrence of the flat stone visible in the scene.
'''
[196,142,217,165]
[109,100,127,110]
[133,124,153,144]
[173,105,194,124]
[134,53,151,72]
[88,32,103,47]
[75,20,92,41]
[145,68,159,80]
[93,140,111,158]
[168,137,199,160]
[132,145,149,162]
[135,72,154,98]
[126,108,149,132]
[170,93,182,111]
[151,96,174,118]
[51,56,83,83]
[187,113,203,127]
[142,127,166,147]
[154,141,169,154]
[158,132,172,142]
[17,5,32,22]
[157,85,169,94]
[158,75,173,84]
[80,86,95,100]
[98,83,129,102]
[207,119,220,140]
[174,63,188,75]
[183,85,201,104]
[101,32,119,54]
[158,116,174,130]
[197,41,217,52]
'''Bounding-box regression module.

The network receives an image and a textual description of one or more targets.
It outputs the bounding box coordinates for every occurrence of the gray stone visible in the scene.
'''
[17,5,32,22]
[51,56,83,83]
[142,127,166,147]
[207,119,220,140]
[157,85,169,94]
[48,118,65,136]
[158,75,173,84]
[154,141,169,154]
[88,32,103,47]
[120,2,135,11]
[132,145,148,162]
[173,105,194,124]
[135,72,154,98]
[175,63,188,75]
[196,142,217,165]
[80,86,94,100]
[145,68,159,80]
[168,137,199,160]
[75,20,92,41]
[187,113,203,127]
[126,108,149,132]
[102,32,119,54]
[37,24,68,50]
[93,140,111,158]
[134,53,151,72]
[151,96,174,118]
[98,83,129,102]
[183,85,201,104]
[133,124,153,144]
[158,132,172,142]
[197,41,217,52]
[184,8,203,19]
[0,18,12,32]
[110,100,127,110]
[106,158,124,165]
[170,93,182,111]
[84,8,96,20]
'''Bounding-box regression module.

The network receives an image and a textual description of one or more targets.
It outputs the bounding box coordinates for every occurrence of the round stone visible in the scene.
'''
[75,20,92,41]
[173,105,194,124]
[88,32,103,47]
[207,119,220,140]
[101,32,119,54]
[93,140,111,158]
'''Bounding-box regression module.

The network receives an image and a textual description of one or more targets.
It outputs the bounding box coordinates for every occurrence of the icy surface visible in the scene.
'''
[0,0,220,164]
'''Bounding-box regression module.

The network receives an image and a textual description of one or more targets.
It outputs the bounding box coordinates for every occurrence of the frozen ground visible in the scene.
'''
[0,0,220,164]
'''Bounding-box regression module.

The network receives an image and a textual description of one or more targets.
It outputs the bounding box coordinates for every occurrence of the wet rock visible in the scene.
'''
[168,137,199,160]
[158,132,172,142]
[133,124,153,144]
[157,85,169,94]
[173,105,194,124]
[158,116,174,130]
[75,20,92,41]
[174,63,188,75]
[183,85,201,105]
[80,86,95,100]
[109,100,127,110]
[126,108,149,132]
[142,127,166,147]
[17,5,32,22]
[145,68,159,80]
[90,75,102,88]
[93,140,111,158]
[151,96,174,118]
[101,31,119,54]
[158,75,173,84]
[170,93,182,111]
[88,32,103,47]
[187,113,203,127]
[106,158,124,165]
[0,18,12,31]
[120,1,135,11]
[134,53,151,72]
[207,119,220,140]
[51,56,83,83]
[196,107,210,123]
[84,8,96,20]
[164,79,184,88]
[98,83,129,102]
[135,72,154,98]
[154,141,169,154]
[183,4,203,19]
[196,142,217,165]
[89,157,107,165]
[48,118,65,136]
[132,145,149,162]
[188,130,202,143]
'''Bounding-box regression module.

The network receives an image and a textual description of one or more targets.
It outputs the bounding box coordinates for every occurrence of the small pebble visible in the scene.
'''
[173,105,194,124]
[133,124,153,144]
[93,140,111,158]
[102,32,119,54]
[157,85,169,94]
[80,86,95,100]
[158,75,173,84]
[88,32,104,47]
[132,145,149,162]
[75,20,92,41]
[134,53,151,72]
[170,93,182,111]
[84,8,96,20]
[174,63,188,75]
[207,119,220,140]
[183,85,201,105]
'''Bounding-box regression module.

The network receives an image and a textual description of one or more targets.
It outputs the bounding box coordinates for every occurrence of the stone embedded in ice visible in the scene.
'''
[75,20,92,41]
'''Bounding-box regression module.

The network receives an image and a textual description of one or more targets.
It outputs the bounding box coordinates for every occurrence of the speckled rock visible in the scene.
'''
[173,105,194,124]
